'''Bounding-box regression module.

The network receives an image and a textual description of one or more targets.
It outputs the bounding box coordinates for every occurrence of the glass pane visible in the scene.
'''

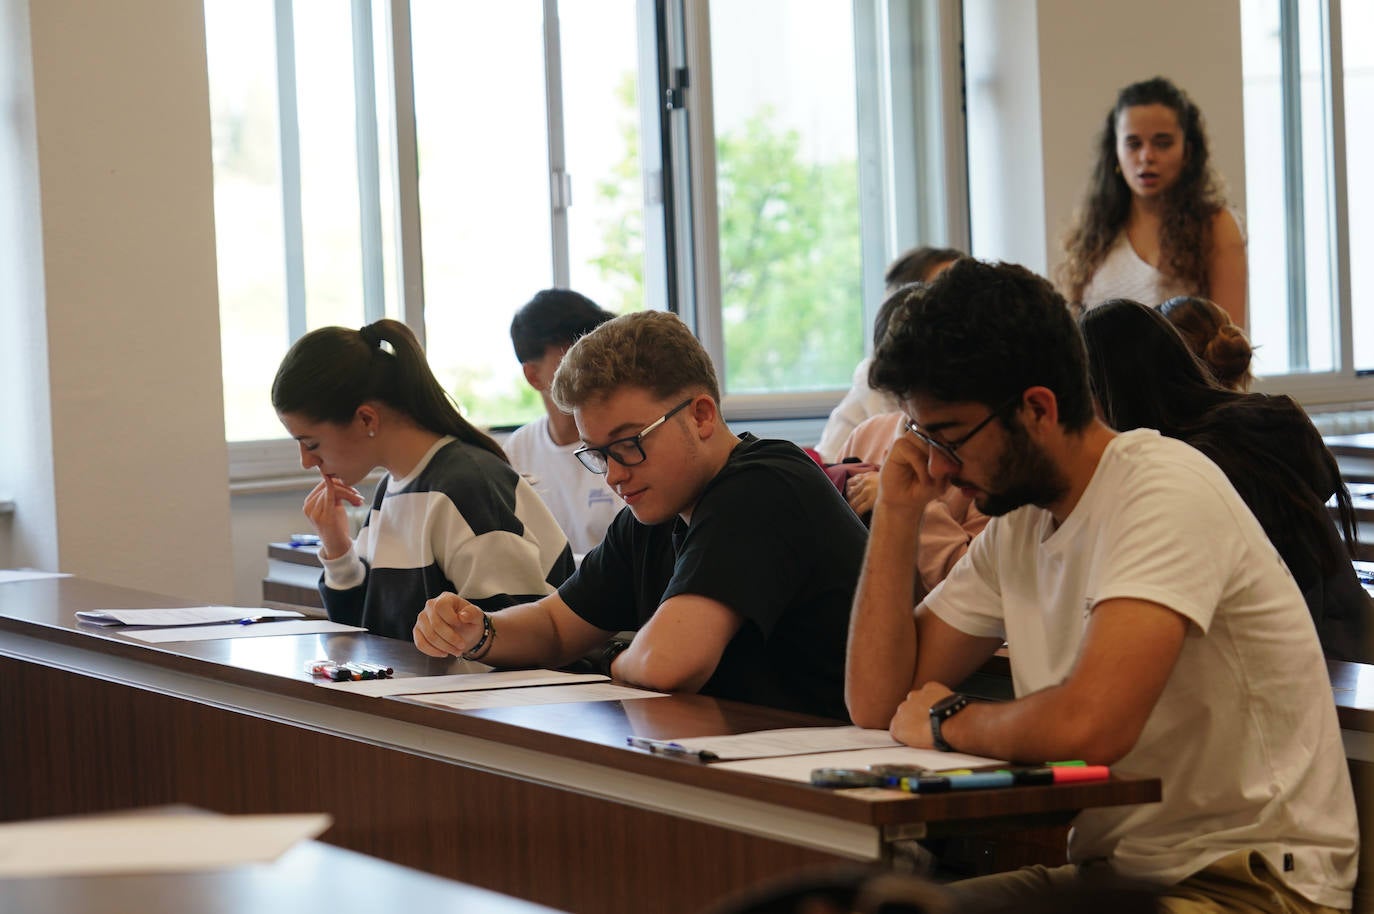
[208,0,391,442]
[295,1,367,331]
[1297,0,1333,373]
[561,0,647,317]
[411,1,553,428]
[1344,1,1374,373]
[206,0,289,442]
[1240,0,1334,377]
[708,0,865,395]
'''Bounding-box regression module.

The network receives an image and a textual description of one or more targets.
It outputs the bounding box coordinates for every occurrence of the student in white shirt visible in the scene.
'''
[506,289,622,556]
[846,259,1357,912]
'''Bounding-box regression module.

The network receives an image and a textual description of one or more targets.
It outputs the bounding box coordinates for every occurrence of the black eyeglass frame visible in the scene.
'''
[902,394,1023,467]
[573,397,695,474]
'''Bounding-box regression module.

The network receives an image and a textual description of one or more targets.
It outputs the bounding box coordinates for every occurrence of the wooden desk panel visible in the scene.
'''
[0,812,563,914]
[0,577,1160,913]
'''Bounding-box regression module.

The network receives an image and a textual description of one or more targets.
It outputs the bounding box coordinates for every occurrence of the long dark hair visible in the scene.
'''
[1080,300,1357,584]
[271,319,509,463]
[1060,77,1227,304]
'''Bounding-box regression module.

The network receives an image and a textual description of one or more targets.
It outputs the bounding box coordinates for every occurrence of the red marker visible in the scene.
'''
[1051,765,1110,783]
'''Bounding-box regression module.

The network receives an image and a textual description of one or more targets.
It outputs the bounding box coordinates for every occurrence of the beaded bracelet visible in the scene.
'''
[461,612,497,661]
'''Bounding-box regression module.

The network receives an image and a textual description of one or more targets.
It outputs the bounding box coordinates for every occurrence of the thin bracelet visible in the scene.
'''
[462,612,497,661]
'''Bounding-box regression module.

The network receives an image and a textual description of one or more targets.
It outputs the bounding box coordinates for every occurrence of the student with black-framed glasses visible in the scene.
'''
[414,310,867,720]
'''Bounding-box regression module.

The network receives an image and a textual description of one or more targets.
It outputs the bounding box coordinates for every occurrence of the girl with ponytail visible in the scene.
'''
[272,320,574,641]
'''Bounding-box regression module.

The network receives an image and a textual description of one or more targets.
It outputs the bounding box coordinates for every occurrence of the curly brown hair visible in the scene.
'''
[1059,77,1228,305]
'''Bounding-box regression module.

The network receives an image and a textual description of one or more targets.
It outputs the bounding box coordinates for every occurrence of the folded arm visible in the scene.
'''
[609,594,743,693]
[891,598,1189,764]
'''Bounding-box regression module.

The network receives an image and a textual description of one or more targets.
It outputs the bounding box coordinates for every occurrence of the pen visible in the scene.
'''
[625,736,718,762]
[237,615,291,625]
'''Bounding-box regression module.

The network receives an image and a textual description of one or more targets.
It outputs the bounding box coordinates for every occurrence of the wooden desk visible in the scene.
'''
[0,577,1159,914]
[1,809,561,913]
[261,541,325,610]
[1328,434,1374,486]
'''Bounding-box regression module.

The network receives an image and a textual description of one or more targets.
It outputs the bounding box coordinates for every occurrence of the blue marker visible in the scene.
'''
[946,770,1015,790]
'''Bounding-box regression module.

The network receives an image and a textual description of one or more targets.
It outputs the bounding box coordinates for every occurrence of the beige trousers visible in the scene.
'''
[944,850,1348,914]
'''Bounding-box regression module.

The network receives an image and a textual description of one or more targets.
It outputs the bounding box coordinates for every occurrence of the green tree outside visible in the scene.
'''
[593,76,864,394]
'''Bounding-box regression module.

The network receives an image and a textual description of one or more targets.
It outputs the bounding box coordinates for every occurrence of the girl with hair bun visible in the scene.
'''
[1080,300,1370,662]
[1061,76,1247,326]
[1159,295,1253,391]
[272,319,574,641]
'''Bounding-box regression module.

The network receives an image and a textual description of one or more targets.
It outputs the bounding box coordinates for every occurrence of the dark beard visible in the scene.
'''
[970,419,1068,517]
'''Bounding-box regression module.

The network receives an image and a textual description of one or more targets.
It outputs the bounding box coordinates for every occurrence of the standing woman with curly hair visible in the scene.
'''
[1060,77,1247,326]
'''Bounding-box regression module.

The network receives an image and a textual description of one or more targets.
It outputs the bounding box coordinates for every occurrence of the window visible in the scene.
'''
[206,0,965,477]
[1240,0,1373,401]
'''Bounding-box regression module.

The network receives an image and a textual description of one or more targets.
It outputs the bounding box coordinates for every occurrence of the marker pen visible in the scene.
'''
[1050,765,1110,783]
[945,771,1015,790]
[898,776,951,793]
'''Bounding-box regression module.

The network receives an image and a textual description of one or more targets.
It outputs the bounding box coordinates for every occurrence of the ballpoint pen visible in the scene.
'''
[625,736,718,762]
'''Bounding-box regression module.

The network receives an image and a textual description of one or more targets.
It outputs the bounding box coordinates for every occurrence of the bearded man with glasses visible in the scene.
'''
[847,259,1356,912]
[414,310,866,720]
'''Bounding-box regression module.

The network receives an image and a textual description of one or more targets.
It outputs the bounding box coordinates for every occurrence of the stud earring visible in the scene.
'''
[368,429,376,438]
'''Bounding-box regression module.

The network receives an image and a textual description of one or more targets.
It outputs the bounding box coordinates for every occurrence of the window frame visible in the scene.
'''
[225,0,969,484]
[1249,0,1373,409]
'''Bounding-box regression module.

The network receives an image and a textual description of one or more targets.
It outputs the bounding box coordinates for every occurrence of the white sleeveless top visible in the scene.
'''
[1081,232,1191,309]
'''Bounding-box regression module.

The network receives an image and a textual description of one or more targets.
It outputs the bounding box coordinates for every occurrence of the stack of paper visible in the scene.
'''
[75,606,366,642]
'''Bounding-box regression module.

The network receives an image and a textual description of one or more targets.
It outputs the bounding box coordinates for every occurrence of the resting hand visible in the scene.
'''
[414,592,487,658]
[889,681,954,749]
[302,470,364,559]
[845,471,880,516]
[876,435,948,517]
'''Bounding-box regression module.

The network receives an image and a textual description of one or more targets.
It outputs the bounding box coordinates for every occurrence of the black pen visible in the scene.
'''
[625,736,718,762]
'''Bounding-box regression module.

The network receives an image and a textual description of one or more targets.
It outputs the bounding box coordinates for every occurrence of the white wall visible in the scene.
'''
[966,0,1245,280]
[1,0,234,601]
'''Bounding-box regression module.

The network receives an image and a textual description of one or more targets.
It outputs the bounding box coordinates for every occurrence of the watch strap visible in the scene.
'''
[929,692,971,752]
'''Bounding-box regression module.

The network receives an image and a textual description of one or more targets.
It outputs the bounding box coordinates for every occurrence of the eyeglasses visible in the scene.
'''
[902,395,1022,467]
[574,398,694,474]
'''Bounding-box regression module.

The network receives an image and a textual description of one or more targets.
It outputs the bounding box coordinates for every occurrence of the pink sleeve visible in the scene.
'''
[838,412,905,465]
[917,489,990,593]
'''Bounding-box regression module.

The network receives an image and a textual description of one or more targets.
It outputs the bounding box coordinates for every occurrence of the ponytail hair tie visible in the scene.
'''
[359,324,382,349]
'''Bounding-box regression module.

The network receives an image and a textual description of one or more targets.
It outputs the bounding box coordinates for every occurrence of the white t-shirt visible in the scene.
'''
[924,430,1357,906]
[504,415,622,557]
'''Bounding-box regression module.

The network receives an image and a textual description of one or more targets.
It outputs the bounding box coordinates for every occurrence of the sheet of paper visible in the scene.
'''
[0,812,331,878]
[318,668,610,697]
[712,746,1006,783]
[76,606,303,627]
[665,725,901,761]
[123,620,365,643]
[0,569,71,584]
[407,682,667,710]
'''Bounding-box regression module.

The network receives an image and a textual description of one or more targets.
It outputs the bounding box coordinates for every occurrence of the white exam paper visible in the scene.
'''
[665,725,901,761]
[0,569,71,584]
[76,606,303,627]
[318,668,610,697]
[712,746,1006,783]
[0,812,332,878]
[407,682,667,710]
[123,620,365,643]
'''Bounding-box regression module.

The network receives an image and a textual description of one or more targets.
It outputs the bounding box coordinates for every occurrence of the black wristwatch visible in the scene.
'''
[598,639,632,678]
[929,692,971,752]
